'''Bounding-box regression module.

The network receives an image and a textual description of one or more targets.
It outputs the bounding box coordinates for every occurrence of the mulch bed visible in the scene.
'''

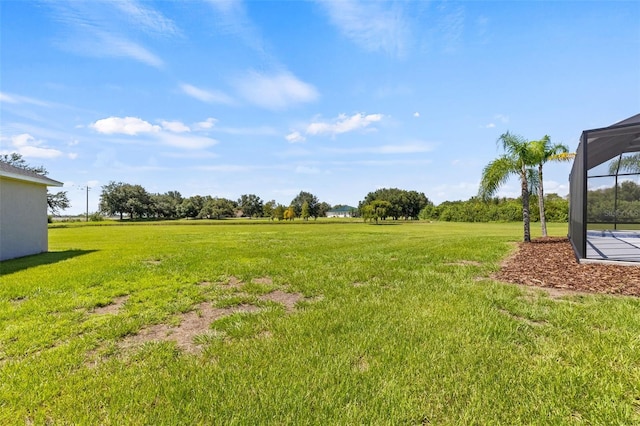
[494,237,640,297]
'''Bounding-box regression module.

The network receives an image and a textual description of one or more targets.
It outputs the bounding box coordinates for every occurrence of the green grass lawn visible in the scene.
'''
[1,221,640,424]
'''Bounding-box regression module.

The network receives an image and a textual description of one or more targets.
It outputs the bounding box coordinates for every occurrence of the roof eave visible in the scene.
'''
[0,171,64,187]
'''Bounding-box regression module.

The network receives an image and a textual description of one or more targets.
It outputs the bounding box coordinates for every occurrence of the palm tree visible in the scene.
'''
[608,153,640,175]
[480,132,537,242]
[530,136,574,237]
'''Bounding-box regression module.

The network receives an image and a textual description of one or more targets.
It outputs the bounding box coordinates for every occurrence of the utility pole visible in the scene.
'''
[86,185,89,222]
[78,185,91,221]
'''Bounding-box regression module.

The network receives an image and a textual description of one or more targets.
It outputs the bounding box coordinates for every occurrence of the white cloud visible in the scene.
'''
[161,120,190,133]
[1,133,63,159]
[156,133,218,150]
[286,131,306,143]
[0,92,52,107]
[437,3,465,53]
[483,114,508,129]
[215,126,278,136]
[205,0,266,54]
[195,118,218,130]
[17,145,63,159]
[57,28,163,68]
[375,143,434,154]
[432,181,479,203]
[413,112,420,118]
[234,71,318,110]
[180,83,234,104]
[196,164,252,173]
[305,113,383,137]
[328,141,434,155]
[543,180,569,197]
[316,0,410,56]
[90,115,219,150]
[12,134,36,147]
[91,116,161,135]
[100,33,164,68]
[46,2,166,68]
[113,0,180,36]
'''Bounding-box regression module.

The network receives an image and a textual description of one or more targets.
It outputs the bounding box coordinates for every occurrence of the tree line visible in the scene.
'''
[587,180,640,224]
[419,194,568,223]
[98,182,436,223]
[98,183,337,221]
[0,151,575,226]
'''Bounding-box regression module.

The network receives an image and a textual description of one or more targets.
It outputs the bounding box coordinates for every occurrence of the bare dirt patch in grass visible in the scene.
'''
[494,237,640,297]
[115,288,316,354]
[92,296,129,315]
[252,277,273,285]
[225,276,244,288]
[9,296,27,305]
[119,303,260,353]
[259,290,304,312]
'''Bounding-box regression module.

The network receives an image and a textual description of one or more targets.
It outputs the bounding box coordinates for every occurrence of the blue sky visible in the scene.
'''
[1,0,639,215]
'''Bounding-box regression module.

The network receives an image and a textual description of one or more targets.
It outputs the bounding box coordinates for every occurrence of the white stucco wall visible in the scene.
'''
[0,177,49,261]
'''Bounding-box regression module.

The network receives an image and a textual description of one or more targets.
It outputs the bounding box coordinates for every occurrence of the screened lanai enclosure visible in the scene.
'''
[569,113,640,263]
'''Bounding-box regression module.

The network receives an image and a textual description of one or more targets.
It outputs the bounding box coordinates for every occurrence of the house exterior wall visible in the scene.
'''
[0,177,49,261]
[327,211,352,218]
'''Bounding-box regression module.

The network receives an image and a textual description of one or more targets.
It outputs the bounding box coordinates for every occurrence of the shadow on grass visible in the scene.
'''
[0,250,97,276]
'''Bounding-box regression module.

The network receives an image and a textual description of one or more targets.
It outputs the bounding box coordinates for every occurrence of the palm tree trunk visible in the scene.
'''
[521,169,531,242]
[538,164,547,237]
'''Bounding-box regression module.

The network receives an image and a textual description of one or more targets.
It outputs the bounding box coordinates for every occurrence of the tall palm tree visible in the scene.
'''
[480,132,537,242]
[530,136,574,237]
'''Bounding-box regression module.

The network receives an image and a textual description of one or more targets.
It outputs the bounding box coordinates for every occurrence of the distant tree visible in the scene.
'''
[177,195,205,219]
[151,191,182,218]
[99,182,128,220]
[199,197,236,219]
[290,191,319,218]
[362,200,392,224]
[263,200,276,220]
[284,206,296,221]
[479,132,538,242]
[1,153,70,215]
[317,202,331,218]
[359,188,430,220]
[530,136,574,236]
[274,204,286,221]
[301,201,311,221]
[238,194,263,218]
[361,204,375,223]
[124,184,152,219]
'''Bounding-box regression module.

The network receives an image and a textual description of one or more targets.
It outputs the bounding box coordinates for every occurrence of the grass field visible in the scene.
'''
[1,221,640,424]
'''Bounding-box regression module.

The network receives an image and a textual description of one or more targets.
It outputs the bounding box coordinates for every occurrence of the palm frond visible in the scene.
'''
[549,152,575,162]
[479,156,516,199]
